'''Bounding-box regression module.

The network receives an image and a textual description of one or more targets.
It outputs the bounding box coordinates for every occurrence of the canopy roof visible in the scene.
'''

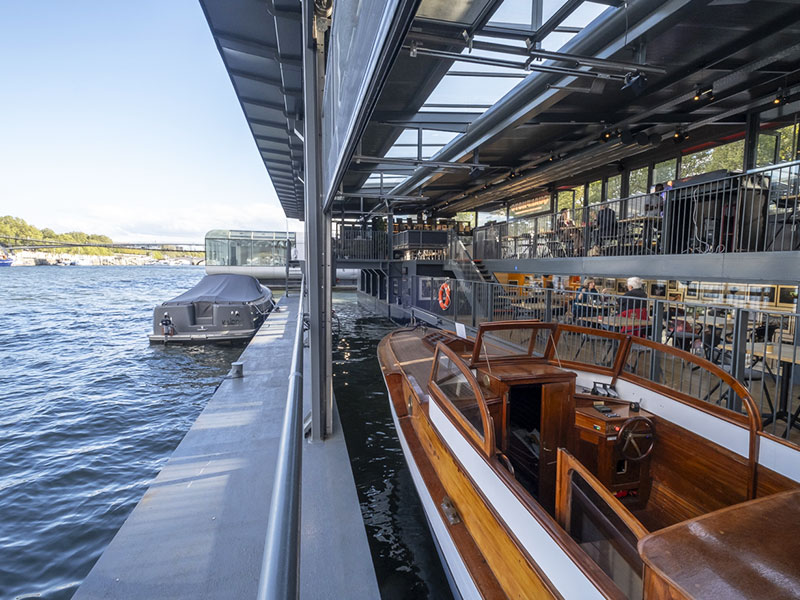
[200,0,800,220]
[335,0,800,217]
[199,0,304,219]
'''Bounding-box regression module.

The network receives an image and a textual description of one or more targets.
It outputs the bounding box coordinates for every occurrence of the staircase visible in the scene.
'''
[471,259,496,284]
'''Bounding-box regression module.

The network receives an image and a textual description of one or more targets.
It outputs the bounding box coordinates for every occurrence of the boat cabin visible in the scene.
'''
[379,320,800,599]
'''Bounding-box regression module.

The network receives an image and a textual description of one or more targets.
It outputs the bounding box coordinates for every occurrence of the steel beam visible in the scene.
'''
[389,0,706,199]
[303,1,330,441]
[214,30,302,67]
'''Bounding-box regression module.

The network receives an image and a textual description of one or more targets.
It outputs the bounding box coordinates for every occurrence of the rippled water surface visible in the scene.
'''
[332,294,453,600]
[0,266,242,600]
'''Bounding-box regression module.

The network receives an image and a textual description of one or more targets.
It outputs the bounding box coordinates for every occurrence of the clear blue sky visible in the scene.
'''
[0,1,297,243]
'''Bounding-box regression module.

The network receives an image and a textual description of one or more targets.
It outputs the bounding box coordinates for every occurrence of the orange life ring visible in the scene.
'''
[438,282,451,310]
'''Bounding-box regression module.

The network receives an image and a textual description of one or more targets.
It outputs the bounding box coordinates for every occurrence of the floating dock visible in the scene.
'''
[74,295,379,599]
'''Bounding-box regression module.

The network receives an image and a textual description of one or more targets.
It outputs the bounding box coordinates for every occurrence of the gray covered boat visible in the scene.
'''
[149,274,275,344]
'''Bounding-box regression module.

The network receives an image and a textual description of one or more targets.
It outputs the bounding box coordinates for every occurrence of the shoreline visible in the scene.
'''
[7,250,203,267]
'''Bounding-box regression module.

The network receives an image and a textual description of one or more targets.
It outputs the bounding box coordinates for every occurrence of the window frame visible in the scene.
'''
[429,342,495,456]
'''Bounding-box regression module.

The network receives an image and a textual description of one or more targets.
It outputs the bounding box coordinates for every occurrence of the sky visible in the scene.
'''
[0,1,299,243]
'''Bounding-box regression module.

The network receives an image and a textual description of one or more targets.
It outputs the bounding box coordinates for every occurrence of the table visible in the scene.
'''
[580,315,652,331]
[619,215,661,254]
[747,342,800,433]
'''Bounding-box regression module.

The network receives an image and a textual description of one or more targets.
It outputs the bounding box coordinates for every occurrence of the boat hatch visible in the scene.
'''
[193,301,214,325]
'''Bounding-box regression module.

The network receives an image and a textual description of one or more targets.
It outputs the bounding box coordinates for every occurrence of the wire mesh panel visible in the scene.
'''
[554,326,624,372]
[625,340,746,413]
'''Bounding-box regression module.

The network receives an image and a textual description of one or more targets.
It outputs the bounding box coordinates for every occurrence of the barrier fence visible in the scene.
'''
[475,160,800,260]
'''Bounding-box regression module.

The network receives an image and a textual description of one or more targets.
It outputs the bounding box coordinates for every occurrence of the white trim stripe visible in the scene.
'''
[429,400,605,600]
[758,436,800,482]
[389,401,481,599]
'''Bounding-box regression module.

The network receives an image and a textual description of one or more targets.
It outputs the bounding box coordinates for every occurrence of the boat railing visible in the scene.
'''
[257,275,305,600]
[466,318,762,497]
[400,275,799,447]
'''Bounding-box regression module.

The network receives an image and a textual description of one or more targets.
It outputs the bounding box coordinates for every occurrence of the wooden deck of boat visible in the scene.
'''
[387,328,437,387]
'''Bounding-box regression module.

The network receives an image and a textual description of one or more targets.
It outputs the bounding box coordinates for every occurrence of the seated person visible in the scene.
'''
[618,277,649,335]
[556,208,577,256]
[573,278,600,321]
[592,204,618,248]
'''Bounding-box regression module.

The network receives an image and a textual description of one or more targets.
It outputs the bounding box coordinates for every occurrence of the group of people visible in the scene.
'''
[572,276,649,333]
[554,205,619,257]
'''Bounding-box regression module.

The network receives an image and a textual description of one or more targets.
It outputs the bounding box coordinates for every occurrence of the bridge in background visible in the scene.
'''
[0,236,205,253]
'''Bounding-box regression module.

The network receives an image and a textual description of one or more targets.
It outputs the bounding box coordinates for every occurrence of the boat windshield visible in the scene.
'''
[471,321,556,364]
[433,350,485,438]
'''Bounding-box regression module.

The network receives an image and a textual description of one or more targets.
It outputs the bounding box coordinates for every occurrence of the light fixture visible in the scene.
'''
[673,130,688,143]
[694,88,713,101]
[622,71,648,96]
[774,88,787,105]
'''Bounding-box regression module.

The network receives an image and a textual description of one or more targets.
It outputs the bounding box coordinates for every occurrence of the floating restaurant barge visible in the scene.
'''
[81,0,800,598]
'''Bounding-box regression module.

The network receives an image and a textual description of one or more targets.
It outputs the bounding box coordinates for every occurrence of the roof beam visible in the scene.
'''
[213,30,302,67]
[405,45,626,80]
[476,22,582,41]
[531,0,584,43]
[229,68,302,95]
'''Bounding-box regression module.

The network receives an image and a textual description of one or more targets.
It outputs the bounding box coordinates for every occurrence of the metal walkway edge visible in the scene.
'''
[74,295,379,599]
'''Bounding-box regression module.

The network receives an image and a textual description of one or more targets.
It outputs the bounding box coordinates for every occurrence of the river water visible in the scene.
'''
[1,267,449,599]
[332,294,453,600]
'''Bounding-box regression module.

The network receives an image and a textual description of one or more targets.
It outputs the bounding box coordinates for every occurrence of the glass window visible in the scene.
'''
[455,211,477,228]
[587,180,603,204]
[653,159,676,186]
[607,175,622,200]
[756,132,779,168]
[567,471,643,600]
[628,167,649,196]
[433,351,484,438]
[757,124,799,167]
[477,207,507,227]
[205,238,229,266]
[680,139,745,178]
[557,186,583,211]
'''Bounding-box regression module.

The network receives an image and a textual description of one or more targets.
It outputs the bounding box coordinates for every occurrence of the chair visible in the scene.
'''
[702,345,773,415]
[618,307,649,337]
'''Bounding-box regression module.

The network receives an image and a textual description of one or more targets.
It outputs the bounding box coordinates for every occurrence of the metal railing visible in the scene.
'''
[333,226,389,261]
[473,160,800,260]
[397,275,800,444]
[257,275,306,600]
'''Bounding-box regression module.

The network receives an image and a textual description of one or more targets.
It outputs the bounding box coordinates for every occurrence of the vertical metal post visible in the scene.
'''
[285,240,291,296]
[302,0,329,441]
[472,282,478,328]
[545,288,553,323]
[323,211,333,435]
[730,308,749,412]
[743,111,760,171]
[650,301,665,382]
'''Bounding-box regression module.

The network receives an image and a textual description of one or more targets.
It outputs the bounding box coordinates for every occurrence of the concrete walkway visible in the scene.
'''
[75,295,379,599]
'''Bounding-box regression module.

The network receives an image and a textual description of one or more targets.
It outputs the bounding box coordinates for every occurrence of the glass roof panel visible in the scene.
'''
[416,0,495,25]
[561,2,607,27]
[488,0,534,25]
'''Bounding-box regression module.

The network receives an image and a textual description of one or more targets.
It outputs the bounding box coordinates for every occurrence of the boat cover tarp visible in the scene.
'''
[164,274,269,305]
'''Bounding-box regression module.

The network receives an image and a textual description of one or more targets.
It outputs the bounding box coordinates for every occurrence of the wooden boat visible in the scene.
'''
[378,320,800,599]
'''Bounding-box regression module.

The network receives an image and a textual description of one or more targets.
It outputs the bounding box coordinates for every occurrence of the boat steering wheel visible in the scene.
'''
[616,416,655,462]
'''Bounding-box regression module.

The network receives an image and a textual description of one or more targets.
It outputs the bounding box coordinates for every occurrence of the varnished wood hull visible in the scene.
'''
[379,324,800,600]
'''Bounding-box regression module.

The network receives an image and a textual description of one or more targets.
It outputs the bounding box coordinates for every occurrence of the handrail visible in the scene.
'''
[257,275,306,600]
